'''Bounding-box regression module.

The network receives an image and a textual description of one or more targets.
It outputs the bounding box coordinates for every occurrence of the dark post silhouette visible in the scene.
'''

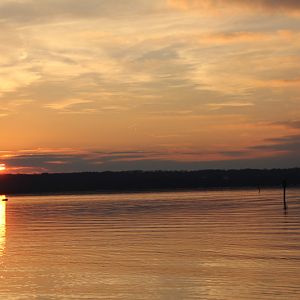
[282,179,287,211]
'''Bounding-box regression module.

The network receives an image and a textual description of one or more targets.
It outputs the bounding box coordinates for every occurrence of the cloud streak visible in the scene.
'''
[3,135,300,173]
[168,0,300,13]
[0,0,162,24]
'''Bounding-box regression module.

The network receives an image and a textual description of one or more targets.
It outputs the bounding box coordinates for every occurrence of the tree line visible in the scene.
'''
[0,169,299,195]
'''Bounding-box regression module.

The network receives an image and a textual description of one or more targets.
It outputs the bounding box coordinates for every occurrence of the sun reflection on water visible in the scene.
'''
[0,199,6,255]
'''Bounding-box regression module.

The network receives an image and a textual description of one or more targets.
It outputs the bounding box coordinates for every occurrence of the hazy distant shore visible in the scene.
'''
[1,169,299,196]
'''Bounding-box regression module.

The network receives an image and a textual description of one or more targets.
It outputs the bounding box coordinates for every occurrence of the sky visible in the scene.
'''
[0,0,300,173]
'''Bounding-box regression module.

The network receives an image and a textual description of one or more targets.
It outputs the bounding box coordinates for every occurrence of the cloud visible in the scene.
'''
[3,146,300,173]
[219,150,251,158]
[3,135,300,173]
[262,78,300,88]
[199,32,272,44]
[0,0,161,24]
[0,99,34,117]
[220,134,300,163]
[168,0,300,14]
[207,101,254,110]
[276,120,300,129]
[0,149,165,173]
[45,98,94,113]
[251,135,300,153]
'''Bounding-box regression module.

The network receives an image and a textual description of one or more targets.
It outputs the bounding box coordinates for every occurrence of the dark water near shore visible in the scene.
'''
[0,189,300,299]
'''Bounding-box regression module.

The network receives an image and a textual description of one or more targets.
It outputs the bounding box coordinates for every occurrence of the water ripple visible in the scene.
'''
[0,189,300,299]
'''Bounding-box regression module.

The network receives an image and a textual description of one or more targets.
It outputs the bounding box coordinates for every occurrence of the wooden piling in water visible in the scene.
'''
[282,180,287,210]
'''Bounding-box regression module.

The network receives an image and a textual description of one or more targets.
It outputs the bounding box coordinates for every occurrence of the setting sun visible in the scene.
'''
[0,164,6,172]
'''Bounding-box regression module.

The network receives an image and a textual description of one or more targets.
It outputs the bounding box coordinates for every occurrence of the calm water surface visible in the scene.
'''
[0,189,300,299]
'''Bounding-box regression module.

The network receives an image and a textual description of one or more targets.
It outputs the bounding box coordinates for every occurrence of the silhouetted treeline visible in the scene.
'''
[0,169,300,195]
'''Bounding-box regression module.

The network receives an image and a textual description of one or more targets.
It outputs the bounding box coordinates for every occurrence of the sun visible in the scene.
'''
[0,164,6,172]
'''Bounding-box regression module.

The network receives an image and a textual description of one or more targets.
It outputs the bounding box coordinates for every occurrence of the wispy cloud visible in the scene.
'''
[45,98,94,113]
[275,120,300,129]
[0,0,162,24]
[3,139,300,173]
[207,102,254,110]
[168,0,300,14]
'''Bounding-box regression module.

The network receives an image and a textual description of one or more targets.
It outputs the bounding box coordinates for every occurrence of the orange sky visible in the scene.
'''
[1,0,300,173]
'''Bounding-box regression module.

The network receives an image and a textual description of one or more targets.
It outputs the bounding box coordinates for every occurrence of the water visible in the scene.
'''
[1,189,300,299]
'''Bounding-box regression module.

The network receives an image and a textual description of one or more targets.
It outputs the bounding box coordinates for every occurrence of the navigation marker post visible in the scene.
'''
[282,180,288,211]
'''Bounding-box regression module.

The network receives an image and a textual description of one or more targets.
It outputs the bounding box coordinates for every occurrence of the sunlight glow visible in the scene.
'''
[0,164,6,172]
[0,200,6,256]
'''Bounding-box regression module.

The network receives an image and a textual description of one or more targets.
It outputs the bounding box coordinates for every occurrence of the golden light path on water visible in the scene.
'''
[0,199,6,256]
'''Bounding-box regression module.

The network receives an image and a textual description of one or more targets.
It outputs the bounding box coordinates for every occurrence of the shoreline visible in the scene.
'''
[8,184,297,197]
[1,169,300,197]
